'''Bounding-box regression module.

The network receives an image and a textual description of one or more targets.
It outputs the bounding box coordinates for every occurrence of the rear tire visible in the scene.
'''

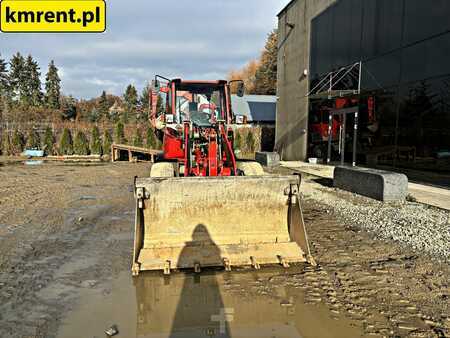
[150,162,175,177]
[237,161,265,176]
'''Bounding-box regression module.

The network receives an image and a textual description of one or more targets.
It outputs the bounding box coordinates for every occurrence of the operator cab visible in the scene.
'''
[152,77,244,128]
[172,80,228,127]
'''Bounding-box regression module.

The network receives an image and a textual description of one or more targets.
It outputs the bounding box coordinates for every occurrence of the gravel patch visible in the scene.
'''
[305,183,450,262]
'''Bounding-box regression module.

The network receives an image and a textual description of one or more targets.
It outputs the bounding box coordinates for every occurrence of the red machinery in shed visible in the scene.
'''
[309,96,377,160]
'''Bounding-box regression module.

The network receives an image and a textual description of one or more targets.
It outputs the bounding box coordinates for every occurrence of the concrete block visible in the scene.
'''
[333,166,408,202]
[255,152,280,167]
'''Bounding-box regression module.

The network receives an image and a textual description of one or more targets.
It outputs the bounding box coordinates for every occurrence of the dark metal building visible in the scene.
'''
[277,0,450,176]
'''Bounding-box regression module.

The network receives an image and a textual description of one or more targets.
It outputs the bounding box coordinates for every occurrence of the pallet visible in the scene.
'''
[111,144,162,163]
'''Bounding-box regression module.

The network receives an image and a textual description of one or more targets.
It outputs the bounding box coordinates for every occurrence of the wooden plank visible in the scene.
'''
[112,143,160,155]
[111,143,162,162]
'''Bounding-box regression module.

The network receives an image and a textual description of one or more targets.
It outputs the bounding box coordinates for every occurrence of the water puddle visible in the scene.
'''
[24,160,44,165]
[57,267,364,338]
[79,195,97,201]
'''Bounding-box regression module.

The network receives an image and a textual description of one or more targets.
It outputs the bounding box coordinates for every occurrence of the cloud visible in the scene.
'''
[0,0,288,98]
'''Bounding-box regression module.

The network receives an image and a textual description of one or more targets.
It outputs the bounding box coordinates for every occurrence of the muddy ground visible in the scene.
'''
[0,162,448,338]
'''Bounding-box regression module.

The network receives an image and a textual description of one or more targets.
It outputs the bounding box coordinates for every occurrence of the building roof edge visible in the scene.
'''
[277,0,297,17]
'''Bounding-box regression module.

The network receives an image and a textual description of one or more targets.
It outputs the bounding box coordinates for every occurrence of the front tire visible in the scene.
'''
[236,161,265,176]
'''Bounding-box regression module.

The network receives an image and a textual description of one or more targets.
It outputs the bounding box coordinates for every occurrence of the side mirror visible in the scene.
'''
[151,79,160,91]
[237,82,245,97]
[235,115,246,124]
[165,114,174,124]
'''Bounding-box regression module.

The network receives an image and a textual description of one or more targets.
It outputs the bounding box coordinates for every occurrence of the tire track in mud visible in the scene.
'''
[0,203,122,337]
[0,163,148,338]
[0,166,72,234]
[297,198,450,338]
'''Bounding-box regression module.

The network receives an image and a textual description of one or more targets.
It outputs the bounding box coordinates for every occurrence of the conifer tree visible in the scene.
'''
[26,128,41,149]
[59,128,73,155]
[9,52,25,103]
[73,130,89,155]
[43,126,54,155]
[254,29,278,95]
[60,95,77,120]
[140,84,150,110]
[124,84,138,122]
[0,55,9,113]
[136,84,151,121]
[156,95,165,116]
[145,126,157,149]
[121,110,129,124]
[45,60,61,109]
[115,121,126,144]
[90,125,102,155]
[228,30,278,96]
[102,129,112,155]
[133,128,143,147]
[89,108,101,123]
[124,85,138,109]
[12,129,25,154]
[23,55,43,106]
[98,91,109,119]
[1,132,12,155]
[0,54,9,98]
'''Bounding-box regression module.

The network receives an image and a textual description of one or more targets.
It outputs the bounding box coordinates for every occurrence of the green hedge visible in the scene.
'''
[59,128,73,155]
[73,130,90,155]
[43,127,54,155]
[103,129,112,155]
[90,126,102,155]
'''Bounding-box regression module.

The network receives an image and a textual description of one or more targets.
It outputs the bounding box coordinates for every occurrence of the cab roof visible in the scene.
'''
[172,79,227,85]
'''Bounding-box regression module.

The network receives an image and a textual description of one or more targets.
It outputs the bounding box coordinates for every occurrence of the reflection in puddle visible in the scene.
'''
[57,267,363,338]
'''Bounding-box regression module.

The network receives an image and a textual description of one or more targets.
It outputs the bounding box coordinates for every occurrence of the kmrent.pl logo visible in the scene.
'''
[0,0,106,32]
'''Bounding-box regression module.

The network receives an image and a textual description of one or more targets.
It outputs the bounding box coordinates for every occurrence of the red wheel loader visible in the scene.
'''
[132,76,315,275]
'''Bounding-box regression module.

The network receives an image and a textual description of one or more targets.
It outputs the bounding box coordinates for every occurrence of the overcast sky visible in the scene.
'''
[0,0,288,99]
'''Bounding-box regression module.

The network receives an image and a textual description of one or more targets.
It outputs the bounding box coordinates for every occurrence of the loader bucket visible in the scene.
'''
[132,175,315,275]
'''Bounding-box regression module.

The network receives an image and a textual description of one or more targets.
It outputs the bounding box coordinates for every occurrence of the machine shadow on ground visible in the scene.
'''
[170,224,230,337]
[136,224,231,338]
[311,177,333,187]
